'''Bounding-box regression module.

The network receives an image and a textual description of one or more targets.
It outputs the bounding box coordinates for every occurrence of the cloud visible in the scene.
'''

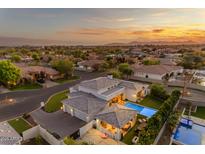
[116,18,135,22]
[83,17,135,23]
[152,29,164,33]
[55,25,205,44]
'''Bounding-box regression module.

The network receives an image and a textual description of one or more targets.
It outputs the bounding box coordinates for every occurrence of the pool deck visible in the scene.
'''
[190,116,205,145]
[177,116,205,145]
[182,115,205,125]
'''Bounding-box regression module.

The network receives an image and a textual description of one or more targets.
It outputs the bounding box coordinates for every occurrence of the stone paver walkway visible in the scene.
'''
[79,129,125,145]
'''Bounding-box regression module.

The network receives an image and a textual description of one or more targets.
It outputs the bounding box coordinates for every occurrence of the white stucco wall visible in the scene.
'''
[134,72,163,80]
[22,126,39,141]
[79,120,94,137]
[124,88,137,102]
[64,104,91,122]
[22,125,62,145]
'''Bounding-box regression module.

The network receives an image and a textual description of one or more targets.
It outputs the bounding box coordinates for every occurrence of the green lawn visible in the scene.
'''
[44,90,68,113]
[22,136,50,145]
[191,107,205,119]
[8,117,32,134]
[138,95,163,109]
[10,83,42,91]
[122,115,146,145]
[54,76,80,84]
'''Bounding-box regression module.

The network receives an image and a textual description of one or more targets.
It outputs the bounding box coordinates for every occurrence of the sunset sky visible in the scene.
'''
[0,8,205,45]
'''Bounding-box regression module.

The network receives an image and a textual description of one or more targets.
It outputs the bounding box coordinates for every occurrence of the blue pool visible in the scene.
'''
[125,102,157,118]
[173,118,205,145]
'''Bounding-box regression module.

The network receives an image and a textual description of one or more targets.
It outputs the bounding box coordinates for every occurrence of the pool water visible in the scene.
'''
[174,118,205,145]
[125,102,157,118]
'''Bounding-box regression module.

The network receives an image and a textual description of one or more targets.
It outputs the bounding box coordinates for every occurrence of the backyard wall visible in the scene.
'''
[22,125,39,141]
[22,125,62,145]
[79,120,94,137]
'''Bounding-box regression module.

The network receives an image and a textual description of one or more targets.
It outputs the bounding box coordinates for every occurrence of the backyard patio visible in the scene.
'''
[79,129,125,145]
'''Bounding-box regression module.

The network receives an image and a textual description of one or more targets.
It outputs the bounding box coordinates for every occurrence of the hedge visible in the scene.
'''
[138,89,181,145]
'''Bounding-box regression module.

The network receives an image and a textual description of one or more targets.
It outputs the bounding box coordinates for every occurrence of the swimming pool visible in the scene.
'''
[125,102,157,118]
[173,118,205,145]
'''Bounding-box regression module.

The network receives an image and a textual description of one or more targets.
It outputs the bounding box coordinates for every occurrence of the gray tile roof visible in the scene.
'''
[132,64,182,75]
[101,86,124,96]
[62,92,106,115]
[95,104,137,128]
[119,80,148,90]
[0,122,22,145]
[80,77,120,90]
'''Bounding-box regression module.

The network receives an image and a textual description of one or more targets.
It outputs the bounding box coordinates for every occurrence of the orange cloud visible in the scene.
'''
[56,26,205,43]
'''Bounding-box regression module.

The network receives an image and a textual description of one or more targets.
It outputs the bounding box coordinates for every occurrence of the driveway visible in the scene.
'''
[0,71,106,122]
[79,129,125,145]
[31,109,86,139]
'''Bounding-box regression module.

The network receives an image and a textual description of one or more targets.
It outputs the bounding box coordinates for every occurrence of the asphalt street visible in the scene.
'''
[0,71,105,122]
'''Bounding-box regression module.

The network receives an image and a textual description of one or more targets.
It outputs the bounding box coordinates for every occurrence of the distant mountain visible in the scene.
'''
[105,40,199,46]
[0,36,69,46]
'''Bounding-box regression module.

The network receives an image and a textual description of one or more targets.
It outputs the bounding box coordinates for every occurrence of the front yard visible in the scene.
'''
[54,76,80,84]
[138,95,163,109]
[191,106,205,119]
[10,83,42,91]
[44,90,68,113]
[8,117,32,134]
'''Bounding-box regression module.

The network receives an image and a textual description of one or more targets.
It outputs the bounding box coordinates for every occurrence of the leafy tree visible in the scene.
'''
[123,67,134,79]
[32,52,40,61]
[167,111,180,132]
[0,60,21,87]
[108,70,122,79]
[51,59,74,78]
[118,63,129,73]
[118,63,133,79]
[100,62,110,71]
[143,59,160,65]
[92,63,101,71]
[138,89,181,145]
[180,54,204,69]
[150,84,168,101]
[11,54,21,62]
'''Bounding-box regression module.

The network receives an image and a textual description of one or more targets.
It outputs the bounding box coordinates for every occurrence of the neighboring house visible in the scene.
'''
[62,76,148,140]
[129,49,147,58]
[76,60,104,72]
[0,122,22,145]
[193,70,205,80]
[16,65,62,81]
[132,64,183,81]
[164,53,182,59]
[158,58,177,66]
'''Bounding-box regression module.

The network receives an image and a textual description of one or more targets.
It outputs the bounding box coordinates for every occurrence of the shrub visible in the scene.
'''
[150,84,169,101]
[64,137,77,145]
[138,89,181,144]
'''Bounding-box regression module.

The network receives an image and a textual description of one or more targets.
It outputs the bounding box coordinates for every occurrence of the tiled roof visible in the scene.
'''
[78,60,104,67]
[80,77,120,91]
[17,65,59,76]
[62,92,106,115]
[132,64,182,75]
[95,104,137,128]
[0,122,22,145]
[119,80,148,90]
